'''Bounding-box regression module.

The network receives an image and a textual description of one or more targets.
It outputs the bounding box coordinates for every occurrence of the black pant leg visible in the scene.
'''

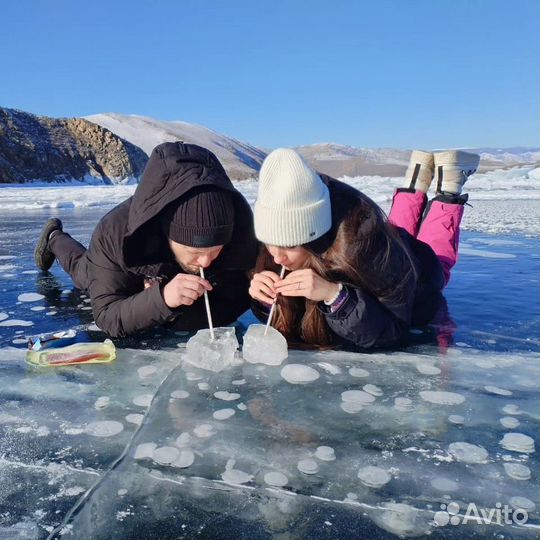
[49,232,89,290]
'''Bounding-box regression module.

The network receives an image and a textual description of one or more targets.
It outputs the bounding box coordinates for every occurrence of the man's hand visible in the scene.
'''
[249,270,281,304]
[162,273,212,309]
[274,269,340,303]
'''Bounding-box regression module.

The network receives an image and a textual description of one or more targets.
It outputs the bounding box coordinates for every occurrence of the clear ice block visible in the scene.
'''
[242,324,288,366]
[185,327,239,372]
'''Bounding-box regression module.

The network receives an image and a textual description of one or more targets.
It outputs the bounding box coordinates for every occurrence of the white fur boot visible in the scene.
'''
[433,150,480,195]
[402,150,435,193]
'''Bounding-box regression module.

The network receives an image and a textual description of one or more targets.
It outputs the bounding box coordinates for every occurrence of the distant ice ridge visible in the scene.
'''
[0,166,538,235]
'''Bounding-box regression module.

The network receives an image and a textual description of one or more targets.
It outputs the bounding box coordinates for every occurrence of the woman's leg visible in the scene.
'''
[417,196,465,286]
[388,150,434,237]
[417,150,480,286]
[388,189,428,237]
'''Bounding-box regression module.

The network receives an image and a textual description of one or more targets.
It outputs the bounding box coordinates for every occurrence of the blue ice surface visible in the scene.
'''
[0,208,537,352]
[0,208,538,540]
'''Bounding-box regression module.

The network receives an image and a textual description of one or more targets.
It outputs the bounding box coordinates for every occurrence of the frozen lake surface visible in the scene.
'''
[0,201,538,539]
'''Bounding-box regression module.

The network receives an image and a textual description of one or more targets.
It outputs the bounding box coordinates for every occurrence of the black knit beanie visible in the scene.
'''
[161,188,235,247]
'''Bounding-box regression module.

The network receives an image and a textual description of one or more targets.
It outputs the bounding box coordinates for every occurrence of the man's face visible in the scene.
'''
[168,240,224,273]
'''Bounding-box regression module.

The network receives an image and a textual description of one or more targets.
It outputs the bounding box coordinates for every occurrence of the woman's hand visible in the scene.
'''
[249,271,281,304]
[162,273,212,308]
[274,269,340,303]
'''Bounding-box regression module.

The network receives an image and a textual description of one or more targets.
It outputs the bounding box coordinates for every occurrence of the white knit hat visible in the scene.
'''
[254,148,332,246]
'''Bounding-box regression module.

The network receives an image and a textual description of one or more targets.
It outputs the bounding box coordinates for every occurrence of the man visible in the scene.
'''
[34,142,258,337]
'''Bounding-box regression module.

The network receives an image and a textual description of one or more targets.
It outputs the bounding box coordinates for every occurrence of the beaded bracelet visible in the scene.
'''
[328,285,349,313]
[324,283,343,306]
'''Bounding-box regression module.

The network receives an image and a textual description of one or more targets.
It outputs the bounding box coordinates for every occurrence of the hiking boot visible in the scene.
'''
[402,150,435,193]
[433,150,480,195]
[34,218,63,271]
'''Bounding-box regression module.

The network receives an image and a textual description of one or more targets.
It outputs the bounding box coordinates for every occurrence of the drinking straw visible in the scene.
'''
[264,265,286,336]
[200,267,215,340]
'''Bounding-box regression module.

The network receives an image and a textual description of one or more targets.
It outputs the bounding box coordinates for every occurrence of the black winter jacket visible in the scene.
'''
[83,142,258,338]
[253,176,444,349]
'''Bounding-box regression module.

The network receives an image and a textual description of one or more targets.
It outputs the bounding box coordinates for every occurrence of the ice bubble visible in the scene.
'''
[484,385,512,396]
[193,424,215,438]
[500,416,520,429]
[281,364,320,384]
[474,359,496,369]
[393,397,413,411]
[340,402,364,414]
[419,391,465,405]
[242,324,288,366]
[214,391,241,401]
[264,471,288,487]
[198,382,210,390]
[416,362,441,375]
[448,442,488,463]
[171,390,190,399]
[316,362,341,375]
[341,390,375,404]
[348,367,369,378]
[186,327,239,372]
[85,421,124,437]
[0,319,33,327]
[175,432,192,447]
[36,426,50,437]
[500,433,535,453]
[232,378,246,385]
[30,306,46,312]
[237,403,247,410]
[94,396,110,409]
[12,338,28,345]
[502,404,521,415]
[0,312,8,322]
[430,477,459,492]
[314,446,336,461]
[448,415,465,425]
[133,394,153,407]
[504,462,531,481]
[125,414,144,426]
[213,408,235,420]
[117,489,128,496]
[357,466,391,488]
[137,365,157,378]
[363,384,383,397]
[18,293,45,302]
[152,446,180,465]
[373,503,423,537]
[172,450,195,468]
[221,468,253,484]
[297,458,319,475]
[510,496,535,512]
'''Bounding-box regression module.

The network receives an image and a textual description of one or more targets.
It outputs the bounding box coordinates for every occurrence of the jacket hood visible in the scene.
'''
[122,141,246,267]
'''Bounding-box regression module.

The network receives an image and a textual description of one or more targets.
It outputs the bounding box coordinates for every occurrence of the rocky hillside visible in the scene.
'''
[0,107,148,184]
[85,113,266,180]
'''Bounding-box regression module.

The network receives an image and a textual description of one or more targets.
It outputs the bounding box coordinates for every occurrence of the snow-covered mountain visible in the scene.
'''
[294,143,540,179]
[85,113,266,180]
[86,113,538,180]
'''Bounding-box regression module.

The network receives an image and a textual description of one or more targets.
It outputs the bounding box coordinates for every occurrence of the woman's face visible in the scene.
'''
[266,245,310,271]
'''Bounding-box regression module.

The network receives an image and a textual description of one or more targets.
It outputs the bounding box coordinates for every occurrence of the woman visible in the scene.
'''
[249,148,479,349]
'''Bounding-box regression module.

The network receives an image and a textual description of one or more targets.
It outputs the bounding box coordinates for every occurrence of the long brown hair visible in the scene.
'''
[254,187,416,349]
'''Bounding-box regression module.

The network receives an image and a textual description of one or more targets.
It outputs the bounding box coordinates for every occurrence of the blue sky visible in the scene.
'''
[1,0,538,149]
